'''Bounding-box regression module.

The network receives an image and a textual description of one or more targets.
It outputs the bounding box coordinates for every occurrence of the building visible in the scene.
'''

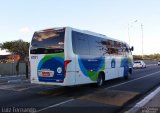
[0,54,20,63]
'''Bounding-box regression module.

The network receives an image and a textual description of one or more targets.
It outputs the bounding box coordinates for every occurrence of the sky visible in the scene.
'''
[0,0,160,55]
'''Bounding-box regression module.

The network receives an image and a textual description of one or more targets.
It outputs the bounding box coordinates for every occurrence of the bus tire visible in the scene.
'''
[124,69,132,80]
[97,72,104,87]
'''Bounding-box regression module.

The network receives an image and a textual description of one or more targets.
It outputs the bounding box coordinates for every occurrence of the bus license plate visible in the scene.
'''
[42,72,50,77]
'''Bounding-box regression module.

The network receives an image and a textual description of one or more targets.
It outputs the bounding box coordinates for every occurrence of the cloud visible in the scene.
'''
[19,27,32,35]
[18,26,34,41]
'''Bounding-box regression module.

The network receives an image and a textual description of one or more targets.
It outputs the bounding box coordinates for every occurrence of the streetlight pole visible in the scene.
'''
[128,20,144,58]
[128,20,138,47]
[128,23,131,46]
[141,24,144,59]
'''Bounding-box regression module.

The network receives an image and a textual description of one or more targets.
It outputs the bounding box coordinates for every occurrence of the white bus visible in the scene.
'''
[29,27,134,86]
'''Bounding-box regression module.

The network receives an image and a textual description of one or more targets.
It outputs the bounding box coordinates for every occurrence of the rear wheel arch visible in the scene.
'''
[97,71,105,87]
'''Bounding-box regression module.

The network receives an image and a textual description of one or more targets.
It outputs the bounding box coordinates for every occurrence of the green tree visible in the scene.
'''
[133,54,160,60]
[0,39,30,78]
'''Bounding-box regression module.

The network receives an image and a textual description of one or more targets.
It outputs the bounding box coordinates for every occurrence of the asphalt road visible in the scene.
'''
[0,65,160,113]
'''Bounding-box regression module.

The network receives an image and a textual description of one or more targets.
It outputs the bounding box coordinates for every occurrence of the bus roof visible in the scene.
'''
[35,26,128,45]
[70,27,127,44]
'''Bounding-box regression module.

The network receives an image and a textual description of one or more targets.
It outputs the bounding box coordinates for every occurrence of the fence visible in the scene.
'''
[0,62,28,75]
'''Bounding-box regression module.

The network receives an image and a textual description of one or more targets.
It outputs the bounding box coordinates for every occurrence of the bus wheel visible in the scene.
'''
[124,70,131,80]
[97,73,104,87]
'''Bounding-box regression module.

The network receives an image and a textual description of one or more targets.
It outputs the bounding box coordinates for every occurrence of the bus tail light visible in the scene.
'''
[64,60,72,77]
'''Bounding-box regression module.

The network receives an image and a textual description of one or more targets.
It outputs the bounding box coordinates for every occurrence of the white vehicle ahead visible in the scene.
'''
[133,60,146,69]
[29,27,134,86]
[158,61,160,66]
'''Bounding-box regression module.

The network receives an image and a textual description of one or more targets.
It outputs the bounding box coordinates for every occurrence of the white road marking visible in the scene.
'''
[33,99,74,113]
[105,70,160,89]
[125,86,160,113]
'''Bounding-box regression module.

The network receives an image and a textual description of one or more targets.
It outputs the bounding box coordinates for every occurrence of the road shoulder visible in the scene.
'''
[125,85,160,113]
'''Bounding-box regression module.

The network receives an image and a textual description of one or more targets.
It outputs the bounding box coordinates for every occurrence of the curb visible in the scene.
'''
[0,75,26,78]
[124,86,160,113]
[8,79,29,83]
[0,80,8,84]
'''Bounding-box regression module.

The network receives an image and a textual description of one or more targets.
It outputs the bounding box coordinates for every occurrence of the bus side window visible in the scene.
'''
[125,44,130,53]
[72,31,90,55]
[126,47,129,52]
[99,39,110,56]
[88,35,102,56]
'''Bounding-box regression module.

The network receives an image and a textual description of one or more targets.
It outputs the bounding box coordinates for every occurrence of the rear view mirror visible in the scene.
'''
[130,46,134,51]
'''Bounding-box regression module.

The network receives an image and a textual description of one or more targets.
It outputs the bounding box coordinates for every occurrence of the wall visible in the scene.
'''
[0,62,27,75]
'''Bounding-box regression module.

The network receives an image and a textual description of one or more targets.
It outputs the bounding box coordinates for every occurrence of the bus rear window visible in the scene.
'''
[31,28,65,49]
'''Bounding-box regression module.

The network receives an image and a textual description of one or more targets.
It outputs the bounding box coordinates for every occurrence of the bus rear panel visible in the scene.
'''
[30,28,73,86]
